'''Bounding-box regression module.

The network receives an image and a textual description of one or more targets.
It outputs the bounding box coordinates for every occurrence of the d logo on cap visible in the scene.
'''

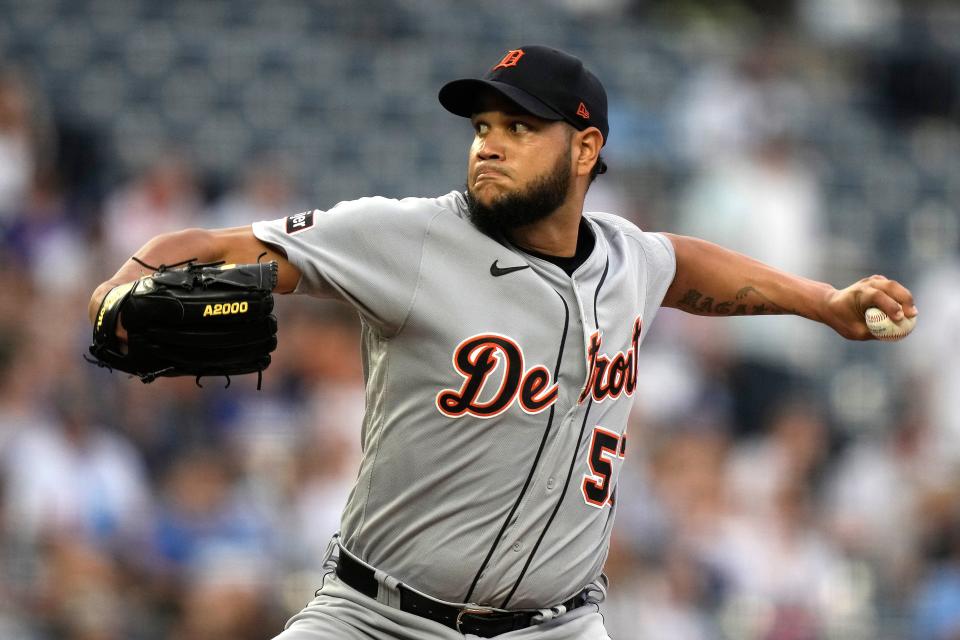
[492,49,525,71]
[439,44,610,147]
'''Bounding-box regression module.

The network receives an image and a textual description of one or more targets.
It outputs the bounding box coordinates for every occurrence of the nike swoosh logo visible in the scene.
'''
[490,260,530,277]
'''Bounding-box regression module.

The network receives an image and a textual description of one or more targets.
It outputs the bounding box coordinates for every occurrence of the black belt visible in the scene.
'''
[335,549,590,637]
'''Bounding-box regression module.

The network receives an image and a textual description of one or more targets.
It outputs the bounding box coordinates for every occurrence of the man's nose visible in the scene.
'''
[475,133,504,160]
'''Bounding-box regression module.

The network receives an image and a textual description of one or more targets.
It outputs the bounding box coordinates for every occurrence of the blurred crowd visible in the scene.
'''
[0,1,959,639]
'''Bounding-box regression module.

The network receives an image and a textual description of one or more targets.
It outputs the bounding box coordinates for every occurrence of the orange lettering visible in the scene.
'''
[492,49,525,71]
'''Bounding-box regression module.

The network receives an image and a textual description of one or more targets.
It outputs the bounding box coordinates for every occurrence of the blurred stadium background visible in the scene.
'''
[0,0,958,638]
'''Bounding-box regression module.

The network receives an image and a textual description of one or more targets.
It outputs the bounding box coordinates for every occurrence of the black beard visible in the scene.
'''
[465,153,571,237]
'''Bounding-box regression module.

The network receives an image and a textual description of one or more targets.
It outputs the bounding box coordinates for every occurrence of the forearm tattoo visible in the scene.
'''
[676,286,794,316]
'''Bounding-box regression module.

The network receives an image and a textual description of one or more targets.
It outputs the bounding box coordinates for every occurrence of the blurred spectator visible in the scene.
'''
[169,549,282,640]
[825,409,939,593]
[0,331,40,449]
[0,67,54,223]
[147,447,274,579]
[272,301,364,566]
[0,378,152,547]
[676,129,824,345]
[101,152,201,263]
[798,0,900,45]
[648,427,730,546]
[912,503,960,640]
[35,538,133,640]
[671,36,826,433]
[202,155,304,229]
[286,430,357,569]
[676,113,825,433]
[4,172,92,293]
[706,481,863,639]
[279,301,365,449]
[672,37,811,168]
[903,258,960,468]
[727,399,829,520]
[633,545,719,640]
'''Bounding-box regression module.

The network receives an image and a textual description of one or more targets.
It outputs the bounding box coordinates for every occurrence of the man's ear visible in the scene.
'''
[573,127,604,178]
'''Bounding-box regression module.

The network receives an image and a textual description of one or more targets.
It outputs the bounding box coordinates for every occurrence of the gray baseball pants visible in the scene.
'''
[272,570,610,640]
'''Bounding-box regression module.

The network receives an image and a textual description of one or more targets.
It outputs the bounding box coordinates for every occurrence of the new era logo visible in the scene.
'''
[286,210,315,234]
[576,102,590,119]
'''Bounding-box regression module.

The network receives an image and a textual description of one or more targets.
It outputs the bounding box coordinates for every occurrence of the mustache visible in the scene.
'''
[473,164,511,180]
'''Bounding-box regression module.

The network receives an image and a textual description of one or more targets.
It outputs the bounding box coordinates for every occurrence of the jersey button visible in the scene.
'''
[512,541,523,552]
[546,477,555,490]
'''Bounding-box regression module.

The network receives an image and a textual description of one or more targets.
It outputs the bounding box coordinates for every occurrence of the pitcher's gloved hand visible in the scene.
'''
[88,259,278,387]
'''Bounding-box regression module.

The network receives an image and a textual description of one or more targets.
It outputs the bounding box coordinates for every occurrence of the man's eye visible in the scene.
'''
[511,122,530,133]
[474,122,489,135]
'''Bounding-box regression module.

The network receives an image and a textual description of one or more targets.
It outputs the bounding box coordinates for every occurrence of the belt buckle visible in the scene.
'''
[455,606,497,632]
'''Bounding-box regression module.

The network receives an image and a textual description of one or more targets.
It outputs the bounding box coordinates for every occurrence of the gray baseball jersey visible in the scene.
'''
[252,190,676,610]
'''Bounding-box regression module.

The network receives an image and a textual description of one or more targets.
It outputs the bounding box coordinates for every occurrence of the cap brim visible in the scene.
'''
[439,79,565,122]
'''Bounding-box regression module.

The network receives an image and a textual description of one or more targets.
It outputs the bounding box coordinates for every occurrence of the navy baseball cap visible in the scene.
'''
[439,45,609,146]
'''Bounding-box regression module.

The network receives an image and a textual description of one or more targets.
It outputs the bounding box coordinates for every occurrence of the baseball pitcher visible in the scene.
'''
[88,46,917,639]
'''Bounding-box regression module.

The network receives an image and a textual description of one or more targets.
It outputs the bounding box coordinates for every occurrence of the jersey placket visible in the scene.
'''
[471,250,609,607]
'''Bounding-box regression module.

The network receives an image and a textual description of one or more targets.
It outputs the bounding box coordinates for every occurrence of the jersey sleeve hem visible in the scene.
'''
[650,232,678,294]
[251,220,313,296]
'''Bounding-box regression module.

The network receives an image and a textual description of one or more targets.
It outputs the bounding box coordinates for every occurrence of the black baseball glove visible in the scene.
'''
[88,259,278,387]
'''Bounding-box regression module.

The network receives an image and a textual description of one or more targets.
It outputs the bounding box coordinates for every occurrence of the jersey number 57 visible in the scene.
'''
[581,426,627,508]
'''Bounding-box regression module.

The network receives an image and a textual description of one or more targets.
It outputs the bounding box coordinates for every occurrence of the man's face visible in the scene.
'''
[464,94,574,236]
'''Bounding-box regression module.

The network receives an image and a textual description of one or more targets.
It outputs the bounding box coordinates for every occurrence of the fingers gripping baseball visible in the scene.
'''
[825,274,918,340]
[862,275,917,321]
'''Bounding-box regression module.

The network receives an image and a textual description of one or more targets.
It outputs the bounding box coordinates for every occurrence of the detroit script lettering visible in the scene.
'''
[579,316,642,403]
[435,334,558,418]
[436,316,642,419]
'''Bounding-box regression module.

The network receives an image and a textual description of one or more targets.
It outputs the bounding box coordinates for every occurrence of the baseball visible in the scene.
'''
[865,307,916,341]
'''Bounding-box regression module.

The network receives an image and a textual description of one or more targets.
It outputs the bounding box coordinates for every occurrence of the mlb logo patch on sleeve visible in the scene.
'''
[286,210,315,234]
